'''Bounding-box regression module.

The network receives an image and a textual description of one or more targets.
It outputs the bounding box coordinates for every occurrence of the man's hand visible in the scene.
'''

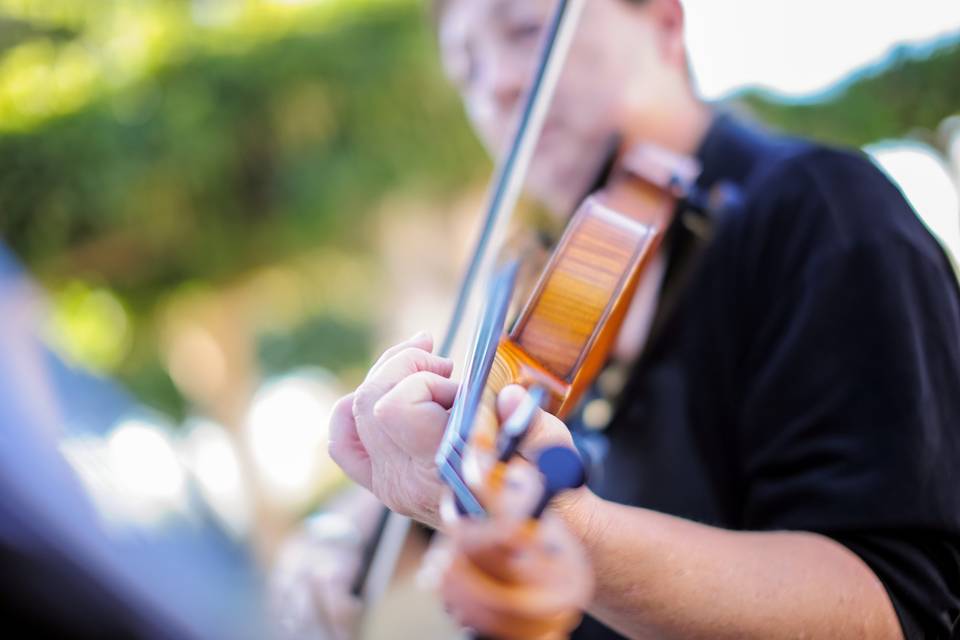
[328,331,583,530]
[328,332,458,529]
[495,384,576,460]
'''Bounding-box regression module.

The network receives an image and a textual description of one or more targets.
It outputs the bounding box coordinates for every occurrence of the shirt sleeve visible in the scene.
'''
[732,150,960,638]
[830,531,960,639]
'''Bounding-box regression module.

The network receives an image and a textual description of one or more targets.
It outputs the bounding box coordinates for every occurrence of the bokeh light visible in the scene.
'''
[108,419,187,512]
[181,417,252,537]
[246,369,342,508]
[61,415,189,527]
[868,141,960,263]
[45,281,131,372]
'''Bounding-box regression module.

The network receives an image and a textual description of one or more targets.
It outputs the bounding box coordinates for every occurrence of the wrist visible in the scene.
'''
[551,485,604,549]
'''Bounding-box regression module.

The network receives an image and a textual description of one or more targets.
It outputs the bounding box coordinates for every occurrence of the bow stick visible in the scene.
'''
[351,0,587,607]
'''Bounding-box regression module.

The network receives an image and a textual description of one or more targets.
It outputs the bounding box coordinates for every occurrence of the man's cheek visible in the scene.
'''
[464,98,499,143]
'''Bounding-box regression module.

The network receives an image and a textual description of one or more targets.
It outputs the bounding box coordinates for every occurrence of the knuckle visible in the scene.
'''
[371,395,393,422]
[352,384,375,418]
[408,369,434,389]
[399,346,429,368]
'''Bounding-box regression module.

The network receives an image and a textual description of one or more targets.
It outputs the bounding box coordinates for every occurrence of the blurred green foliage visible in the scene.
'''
[257,314,372,378]
[1,1,483,292]
[737,37,960,148]
[0,0,485,416]
[0,0,955,416]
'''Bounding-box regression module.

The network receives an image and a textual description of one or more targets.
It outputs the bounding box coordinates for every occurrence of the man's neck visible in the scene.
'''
[623,98,713,159]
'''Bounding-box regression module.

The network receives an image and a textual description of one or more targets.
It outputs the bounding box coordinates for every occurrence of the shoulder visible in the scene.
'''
[743,143,913,241]
[728,141,949,286]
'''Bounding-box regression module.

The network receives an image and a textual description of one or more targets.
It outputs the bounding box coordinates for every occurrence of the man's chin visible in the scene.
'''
[528,167,595,218]
[526,184,582,220]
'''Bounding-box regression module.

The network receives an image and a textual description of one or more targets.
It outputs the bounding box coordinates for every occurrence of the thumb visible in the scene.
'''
[496,385,575,460]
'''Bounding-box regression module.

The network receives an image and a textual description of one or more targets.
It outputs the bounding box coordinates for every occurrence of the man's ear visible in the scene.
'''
[647,0,687,69]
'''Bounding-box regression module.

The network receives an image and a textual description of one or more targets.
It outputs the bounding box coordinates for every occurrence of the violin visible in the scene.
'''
[427,140,697,638]
[351,0,702,634]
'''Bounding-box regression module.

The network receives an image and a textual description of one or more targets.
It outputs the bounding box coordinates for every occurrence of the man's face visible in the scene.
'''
[439,0,662,216]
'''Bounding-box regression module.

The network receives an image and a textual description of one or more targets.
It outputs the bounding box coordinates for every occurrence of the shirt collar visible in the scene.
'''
[695,111,781,192]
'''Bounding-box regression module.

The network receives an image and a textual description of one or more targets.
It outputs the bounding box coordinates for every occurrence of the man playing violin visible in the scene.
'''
[325,0,960,638]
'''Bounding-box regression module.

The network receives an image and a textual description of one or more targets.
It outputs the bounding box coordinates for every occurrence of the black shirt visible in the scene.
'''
[573,114,960,639]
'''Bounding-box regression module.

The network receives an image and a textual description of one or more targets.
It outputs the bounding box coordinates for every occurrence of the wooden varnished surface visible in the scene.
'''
[513,200,657,381]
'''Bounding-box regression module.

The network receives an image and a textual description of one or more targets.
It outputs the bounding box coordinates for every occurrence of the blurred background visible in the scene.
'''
[0,0,957,637]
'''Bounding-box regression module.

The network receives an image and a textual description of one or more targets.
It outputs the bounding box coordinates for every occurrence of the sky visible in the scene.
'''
[683,0,960,100]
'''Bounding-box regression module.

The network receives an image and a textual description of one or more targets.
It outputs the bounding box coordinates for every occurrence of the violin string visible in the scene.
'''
[436,260,518,507]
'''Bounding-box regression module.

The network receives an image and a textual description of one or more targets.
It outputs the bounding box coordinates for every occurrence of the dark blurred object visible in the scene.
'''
[0,244,273,639]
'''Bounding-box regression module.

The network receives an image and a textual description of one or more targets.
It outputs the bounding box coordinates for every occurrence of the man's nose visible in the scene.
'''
[489,67,525,114]
[482,52,529,120]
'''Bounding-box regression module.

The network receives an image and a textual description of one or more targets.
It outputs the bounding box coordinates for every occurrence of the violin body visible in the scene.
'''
[466,176,675,456]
